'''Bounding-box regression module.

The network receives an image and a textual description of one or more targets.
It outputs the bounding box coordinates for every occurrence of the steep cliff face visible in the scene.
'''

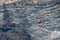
[0,0,60,40]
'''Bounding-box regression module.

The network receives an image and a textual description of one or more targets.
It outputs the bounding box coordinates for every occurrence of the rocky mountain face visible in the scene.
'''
[0,0,60,40]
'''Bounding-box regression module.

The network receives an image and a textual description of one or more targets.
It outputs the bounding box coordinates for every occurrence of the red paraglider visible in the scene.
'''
[38,19,42,24]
